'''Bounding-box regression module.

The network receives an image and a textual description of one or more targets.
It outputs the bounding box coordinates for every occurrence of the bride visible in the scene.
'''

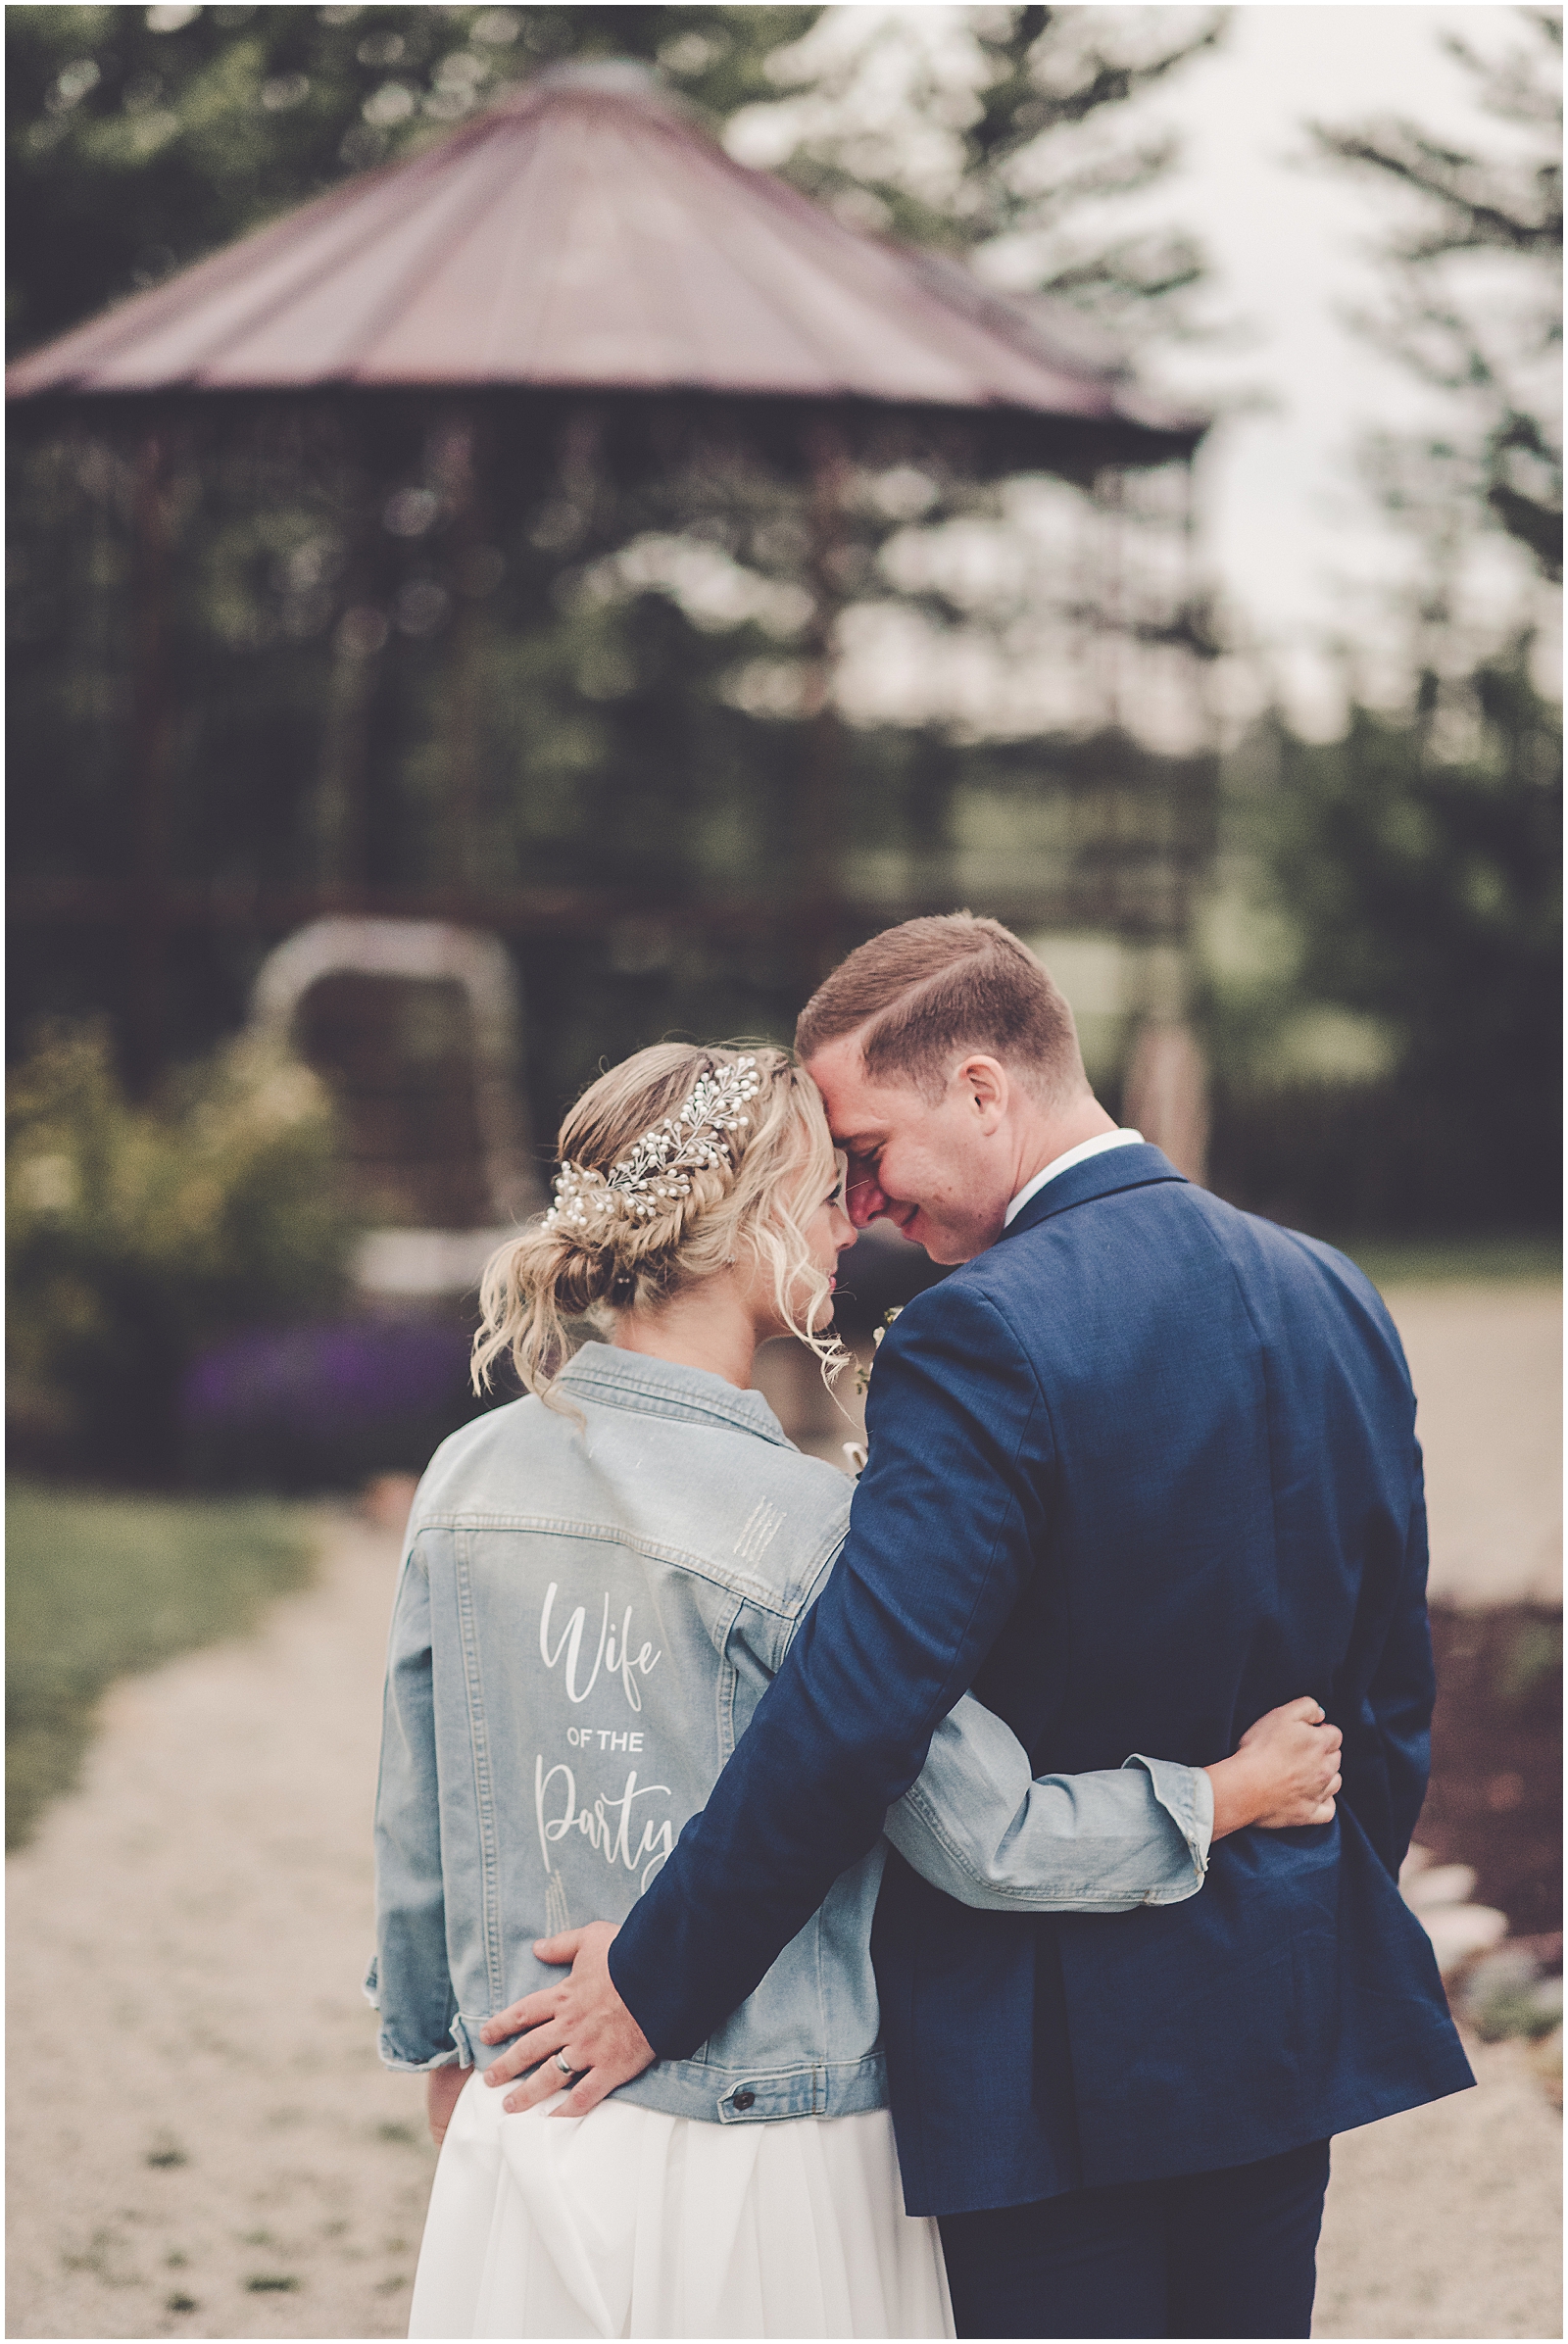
[368,1043,1340,2340]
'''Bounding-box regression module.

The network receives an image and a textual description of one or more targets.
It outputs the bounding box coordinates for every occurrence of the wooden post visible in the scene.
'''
[434,409,485,894]
[1123,1013,1209,1184]
[1073,475,1096,737]
[1123,454,1216,1187]
[799,416,851,986]
[1098,464,1125,736]
[315,432,383,892]
[1182,452,1213,767]
[125,425,174,1099]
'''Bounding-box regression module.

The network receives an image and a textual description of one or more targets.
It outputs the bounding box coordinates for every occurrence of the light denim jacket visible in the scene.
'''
[368,1343,1212,2124]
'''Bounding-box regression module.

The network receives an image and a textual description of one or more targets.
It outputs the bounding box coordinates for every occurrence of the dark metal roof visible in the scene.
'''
[7,62,1204,463]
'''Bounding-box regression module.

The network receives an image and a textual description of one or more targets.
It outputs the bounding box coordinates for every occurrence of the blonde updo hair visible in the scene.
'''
[472,1043,850,1408]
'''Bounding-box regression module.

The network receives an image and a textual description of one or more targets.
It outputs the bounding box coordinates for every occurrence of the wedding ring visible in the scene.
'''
[553,2049,578,2078]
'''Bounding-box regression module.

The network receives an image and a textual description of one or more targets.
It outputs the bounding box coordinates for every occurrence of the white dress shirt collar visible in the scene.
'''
[1004,1129,1146,1229]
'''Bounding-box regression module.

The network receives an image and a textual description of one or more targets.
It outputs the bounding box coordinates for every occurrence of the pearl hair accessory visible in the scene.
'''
[545,1056,763,1236]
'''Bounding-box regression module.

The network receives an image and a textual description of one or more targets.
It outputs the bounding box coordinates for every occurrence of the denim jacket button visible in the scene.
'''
[732,2089,756,2111]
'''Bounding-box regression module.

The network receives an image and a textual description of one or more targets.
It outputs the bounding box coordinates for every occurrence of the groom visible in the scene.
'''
[486,913,1473,2338]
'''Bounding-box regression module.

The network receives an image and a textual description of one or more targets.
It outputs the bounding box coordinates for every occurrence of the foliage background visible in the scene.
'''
[8,3,1229,1116]
[6,4,1561,1455]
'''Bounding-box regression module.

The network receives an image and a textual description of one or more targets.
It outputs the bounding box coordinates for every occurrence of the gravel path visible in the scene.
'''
[1314,2038,1561,2339]
[1391,1284,1561,1609]
[6,1283,1560,2341]
[5,1511,432,2341]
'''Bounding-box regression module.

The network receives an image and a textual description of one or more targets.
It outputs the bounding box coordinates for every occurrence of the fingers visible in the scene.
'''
[549,2064,621,2120]
[482,2023,565,2085]
[499,2050,649,2120]
[499,2058,614,2118]
[1274,1700,1339,1740]
[1262,1792,1338,1829]
[1238,1695,1324,1751]
[479,1986,563,2043]
[1275,1708,1339,1759]
[532,1928,589,1964]
[479,1926,615,2044]
[502,2065,570,2116]
[485,2007,654,2116]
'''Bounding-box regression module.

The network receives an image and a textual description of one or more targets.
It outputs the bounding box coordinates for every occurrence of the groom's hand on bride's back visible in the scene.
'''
[476,1921,656,2118]
[466,1707,1341,2123]
[1206,1696,1344,1837]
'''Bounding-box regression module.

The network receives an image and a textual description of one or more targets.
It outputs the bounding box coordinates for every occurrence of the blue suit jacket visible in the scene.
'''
[610,1146,1474,2214]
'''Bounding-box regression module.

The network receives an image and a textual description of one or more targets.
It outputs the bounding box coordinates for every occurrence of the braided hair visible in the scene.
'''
[472,1043,849,1410]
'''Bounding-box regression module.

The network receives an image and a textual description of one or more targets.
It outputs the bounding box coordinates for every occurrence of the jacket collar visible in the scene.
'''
[558,1341,796,1449]
[998,1141,1188,1243]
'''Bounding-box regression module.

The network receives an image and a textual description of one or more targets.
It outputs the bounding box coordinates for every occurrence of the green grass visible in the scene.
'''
[1329,1233,1562,1291]
[5,1482,318,1851]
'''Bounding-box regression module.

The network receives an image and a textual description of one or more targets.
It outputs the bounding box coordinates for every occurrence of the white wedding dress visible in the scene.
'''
[408,2073,955,2339]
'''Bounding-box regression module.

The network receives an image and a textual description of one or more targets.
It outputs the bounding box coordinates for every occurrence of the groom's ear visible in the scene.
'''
[956,1054,1009,1132]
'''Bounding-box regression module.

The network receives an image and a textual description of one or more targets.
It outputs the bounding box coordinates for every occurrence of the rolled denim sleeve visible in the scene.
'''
[887,1694,1211,1911]
[368,1538,462,2073]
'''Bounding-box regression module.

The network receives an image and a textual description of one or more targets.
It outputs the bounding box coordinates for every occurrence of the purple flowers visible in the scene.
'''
[181,1316,495,1489]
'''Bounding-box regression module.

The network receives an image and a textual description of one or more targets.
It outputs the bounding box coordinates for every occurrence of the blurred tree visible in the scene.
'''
[1205,632,1560,1235]
[1312,7,1562,585]
[8,5,1219,1145]
[727,6,1224,341]
[1200,12,1563,1236]
[1281,635,1558,1101]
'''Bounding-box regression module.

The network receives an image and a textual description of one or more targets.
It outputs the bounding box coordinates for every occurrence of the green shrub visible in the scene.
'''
[7,1023,358,1481]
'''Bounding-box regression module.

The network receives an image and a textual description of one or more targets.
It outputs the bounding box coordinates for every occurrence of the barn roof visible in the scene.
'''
[7,63,1202,467]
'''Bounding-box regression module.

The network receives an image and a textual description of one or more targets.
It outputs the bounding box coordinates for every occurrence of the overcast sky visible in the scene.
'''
[731,3,1557,741]
[1140,3,1554,735]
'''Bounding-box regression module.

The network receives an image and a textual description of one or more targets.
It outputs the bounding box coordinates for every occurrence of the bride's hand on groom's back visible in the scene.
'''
[1206,1697,1344,1838]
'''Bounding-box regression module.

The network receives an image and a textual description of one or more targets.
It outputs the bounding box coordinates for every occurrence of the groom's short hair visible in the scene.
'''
[796,914,1088,1102]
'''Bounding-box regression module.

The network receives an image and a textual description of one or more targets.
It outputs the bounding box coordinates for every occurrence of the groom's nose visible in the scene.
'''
[844,1155,887,1228]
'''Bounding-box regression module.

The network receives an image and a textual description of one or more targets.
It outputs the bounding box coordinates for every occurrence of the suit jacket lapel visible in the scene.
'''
[999,1143,1188,1243]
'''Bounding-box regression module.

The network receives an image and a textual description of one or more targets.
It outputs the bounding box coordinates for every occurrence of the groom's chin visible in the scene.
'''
[926,1232,992,1266]
[915,1226,966,1266]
